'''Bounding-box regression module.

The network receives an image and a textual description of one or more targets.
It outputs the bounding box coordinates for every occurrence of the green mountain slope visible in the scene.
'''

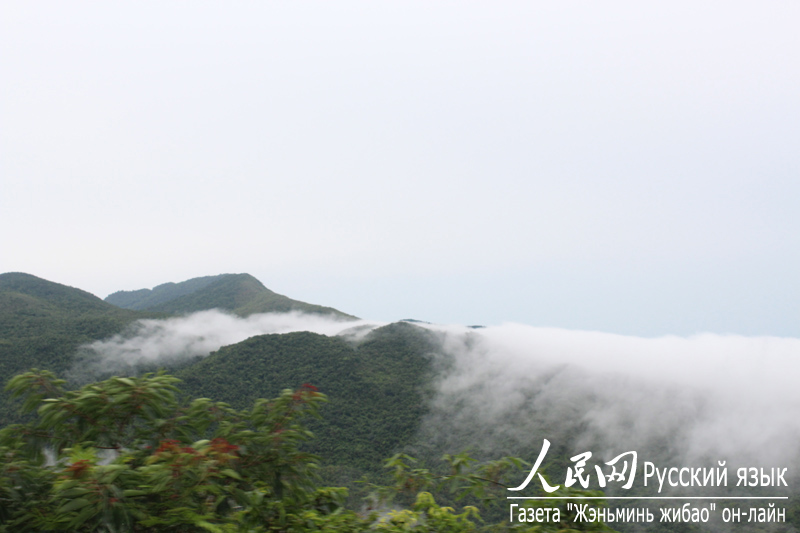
[177,322,437,478]
[104,275,222,310]
[106,273,356,319]
[0,272,441,499]
[0,273,157,425]
[1,272,118,315]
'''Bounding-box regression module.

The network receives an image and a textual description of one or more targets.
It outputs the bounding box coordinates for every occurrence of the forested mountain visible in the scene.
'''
[0,273,435,451]
[103,275,222,310]
[0,272,443,502]
[0,272,356,426]
[0,273,160,425]
[105,273,355,318]
[177,322,438,490]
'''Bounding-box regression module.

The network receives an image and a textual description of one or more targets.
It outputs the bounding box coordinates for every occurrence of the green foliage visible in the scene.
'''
[177,324,437,479]
[0,370,617,532]
[0,274,158,426]
[1,370,342,531]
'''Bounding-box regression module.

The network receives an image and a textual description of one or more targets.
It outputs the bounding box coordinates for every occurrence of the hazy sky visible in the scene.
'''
[2,2,798,336]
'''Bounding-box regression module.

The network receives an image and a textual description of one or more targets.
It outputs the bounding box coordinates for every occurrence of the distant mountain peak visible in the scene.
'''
[105,273,356,319]
[105,274,232,310]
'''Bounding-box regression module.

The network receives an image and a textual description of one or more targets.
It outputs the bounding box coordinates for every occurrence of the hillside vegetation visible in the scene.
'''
[1,273,434,467]
[0,272,487,527]
[0,272,354,426]
[0,273,158,425]
[105,273,355,319]
[0,370,614,532]
[177,323,437,480]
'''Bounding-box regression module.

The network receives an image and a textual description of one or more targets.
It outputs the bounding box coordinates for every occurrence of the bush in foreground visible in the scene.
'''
[0,370,613,532]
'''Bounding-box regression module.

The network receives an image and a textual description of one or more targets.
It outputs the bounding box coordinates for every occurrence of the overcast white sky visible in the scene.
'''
[2,2,798,336]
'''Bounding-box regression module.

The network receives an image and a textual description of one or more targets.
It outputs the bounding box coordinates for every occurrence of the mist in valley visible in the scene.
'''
[76,310,800,492]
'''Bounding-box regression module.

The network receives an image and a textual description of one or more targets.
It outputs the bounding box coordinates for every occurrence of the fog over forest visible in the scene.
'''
[80,309,800,486]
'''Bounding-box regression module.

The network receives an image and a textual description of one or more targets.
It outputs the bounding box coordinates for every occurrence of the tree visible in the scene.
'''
[1,370,351,531]
[0,370,616,532]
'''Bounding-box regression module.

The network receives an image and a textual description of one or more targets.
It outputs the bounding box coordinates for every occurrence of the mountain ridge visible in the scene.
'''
[0,271,355,426]
[1,272,123,315]
[105,273,356,319]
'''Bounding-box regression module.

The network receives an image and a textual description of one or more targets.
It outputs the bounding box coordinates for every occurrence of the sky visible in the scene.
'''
[2,1,799,337]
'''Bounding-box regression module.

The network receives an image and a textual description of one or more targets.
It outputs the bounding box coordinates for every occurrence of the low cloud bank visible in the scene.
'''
[73,310,379,378]
[418,323,800,478]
